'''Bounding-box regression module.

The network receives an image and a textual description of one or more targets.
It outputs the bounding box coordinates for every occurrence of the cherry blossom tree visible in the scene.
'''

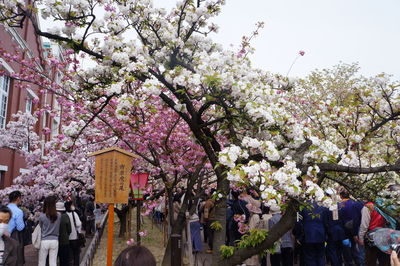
[0,1,399,265]
[0,45,213,246]
[89,95,214,239]
[288,62,400,203]
[0,112,97,209]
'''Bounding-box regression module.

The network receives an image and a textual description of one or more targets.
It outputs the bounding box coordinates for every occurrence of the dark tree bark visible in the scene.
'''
[115,205,129,238]
[218,201,298,266]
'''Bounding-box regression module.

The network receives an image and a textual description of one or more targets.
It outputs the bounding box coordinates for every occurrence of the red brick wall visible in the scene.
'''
[0,15,58,188]
[0,148,26,188]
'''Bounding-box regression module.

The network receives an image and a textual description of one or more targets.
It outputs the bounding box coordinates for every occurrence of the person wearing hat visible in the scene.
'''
[243,203,262,266]
[268,205,295,266]
[324,190,346,266]
[56,201,71,266]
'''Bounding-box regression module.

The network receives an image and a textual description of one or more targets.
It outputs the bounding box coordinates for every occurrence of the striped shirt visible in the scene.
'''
[0,238,4,265]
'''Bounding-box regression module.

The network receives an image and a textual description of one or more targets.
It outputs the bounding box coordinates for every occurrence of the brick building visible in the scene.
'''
[0,16,62,188]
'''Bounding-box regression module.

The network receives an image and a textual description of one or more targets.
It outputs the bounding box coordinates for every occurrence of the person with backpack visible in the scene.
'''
[358,201,390,266]
[338,188,365,266]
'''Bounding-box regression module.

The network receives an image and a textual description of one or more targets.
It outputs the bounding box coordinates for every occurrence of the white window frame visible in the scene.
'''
[0,75,11,129]
[0,59,14,73]
[22,140,29,151]
[0,171,4,189]
[19,168,30,174]
[51,117,60,137]
[25,96,33,114]
[25,88,38,114]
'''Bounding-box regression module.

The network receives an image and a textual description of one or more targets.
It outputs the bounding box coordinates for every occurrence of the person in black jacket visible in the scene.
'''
[56,202,71,266]
[84,196,95,237]
[228,190,250,246]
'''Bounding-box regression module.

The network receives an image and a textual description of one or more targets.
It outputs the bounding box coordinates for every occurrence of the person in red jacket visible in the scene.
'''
[358,202,390,266]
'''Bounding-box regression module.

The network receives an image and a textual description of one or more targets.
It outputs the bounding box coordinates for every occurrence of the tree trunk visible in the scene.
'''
[161,210,187,265]
[217,201,298,266]
[210,169,229,266]
[115,205,129,238]
[161,237,172,266]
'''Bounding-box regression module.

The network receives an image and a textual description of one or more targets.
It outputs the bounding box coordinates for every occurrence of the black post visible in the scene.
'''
[137,200,141,245]
[171,234,182,266]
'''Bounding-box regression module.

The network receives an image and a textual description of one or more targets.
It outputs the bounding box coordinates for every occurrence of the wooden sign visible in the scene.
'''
[88,147,137,204]
[88,147,137,266]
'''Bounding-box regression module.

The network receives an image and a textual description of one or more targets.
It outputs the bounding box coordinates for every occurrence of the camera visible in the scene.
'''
[391,244,400,255]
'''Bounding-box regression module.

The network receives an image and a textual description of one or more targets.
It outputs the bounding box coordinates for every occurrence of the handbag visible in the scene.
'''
[365,229,378,247]
[31,224,41,249]
[11,225,31,247]
[72,211,85,248]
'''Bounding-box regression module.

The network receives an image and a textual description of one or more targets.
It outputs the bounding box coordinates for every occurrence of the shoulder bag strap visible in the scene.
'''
[71,211,79,235]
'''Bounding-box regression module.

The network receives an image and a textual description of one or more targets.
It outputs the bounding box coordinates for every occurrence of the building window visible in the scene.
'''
[22,141,28,151]
[51,117,60,137]
[19,168,30,175]
[0,171,4,189]
[0,75,10,129]
[25,88,38,115]
[0,165,8,189]
[26,96,33,114]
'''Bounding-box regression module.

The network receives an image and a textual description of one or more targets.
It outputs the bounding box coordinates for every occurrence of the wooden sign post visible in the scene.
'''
[88,147,137,266]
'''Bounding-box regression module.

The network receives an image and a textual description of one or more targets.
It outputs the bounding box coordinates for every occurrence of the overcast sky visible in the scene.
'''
[158,0,400,80]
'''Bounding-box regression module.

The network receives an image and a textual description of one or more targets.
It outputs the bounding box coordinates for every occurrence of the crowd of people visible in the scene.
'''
[162,185,400,266]
[0,190,104,266]
[0,185,398,266]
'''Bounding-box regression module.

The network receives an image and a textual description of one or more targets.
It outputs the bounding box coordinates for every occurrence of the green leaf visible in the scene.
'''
[210,221,223,231]
[219,245,235,259]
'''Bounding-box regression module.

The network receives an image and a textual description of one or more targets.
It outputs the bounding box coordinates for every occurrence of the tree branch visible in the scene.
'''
[312,160,400,174]
[220,200,298,266]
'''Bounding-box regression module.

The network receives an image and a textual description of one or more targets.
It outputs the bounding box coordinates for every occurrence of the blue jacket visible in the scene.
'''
[338,199,363,236]
[300,202,328,243]
[325,205,346,242]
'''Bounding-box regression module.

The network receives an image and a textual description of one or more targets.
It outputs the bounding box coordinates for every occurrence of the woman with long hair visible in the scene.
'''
[38,195,61,266]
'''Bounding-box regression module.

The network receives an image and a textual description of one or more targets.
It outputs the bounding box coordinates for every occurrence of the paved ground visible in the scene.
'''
[24,244,38,265]
[24,235,93,266]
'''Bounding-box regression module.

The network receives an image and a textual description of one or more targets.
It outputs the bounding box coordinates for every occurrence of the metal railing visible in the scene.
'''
[80,211,108,266]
